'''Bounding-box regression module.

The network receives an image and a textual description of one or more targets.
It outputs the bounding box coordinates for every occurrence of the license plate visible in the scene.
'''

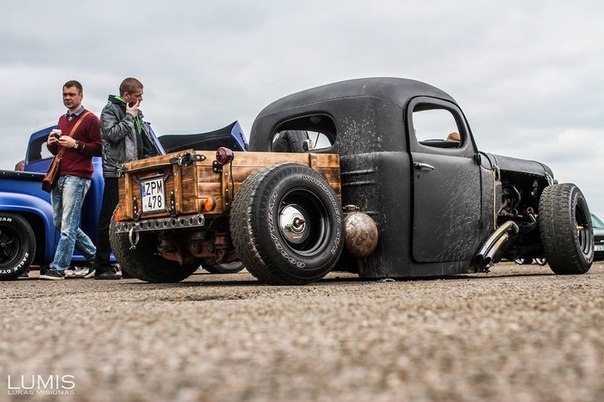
[595,244,604,252]
[141,177,165,213]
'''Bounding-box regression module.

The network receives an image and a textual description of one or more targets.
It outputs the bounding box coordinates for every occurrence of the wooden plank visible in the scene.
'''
[172,164,184,214]
[181,165,199,214]
[122,153,176,171]
[118,176,129,219]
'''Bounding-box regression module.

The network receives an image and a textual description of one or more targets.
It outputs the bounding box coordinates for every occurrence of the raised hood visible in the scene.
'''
[158,121,248,154]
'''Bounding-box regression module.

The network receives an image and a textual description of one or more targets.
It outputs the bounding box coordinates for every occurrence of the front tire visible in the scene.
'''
[230,163,343,285]
[0,213,35,280]
[110,212,199,283]
[539,183,593,274]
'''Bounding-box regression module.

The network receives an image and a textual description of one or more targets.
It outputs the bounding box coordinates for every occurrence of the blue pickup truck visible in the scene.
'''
[0,121,247,280]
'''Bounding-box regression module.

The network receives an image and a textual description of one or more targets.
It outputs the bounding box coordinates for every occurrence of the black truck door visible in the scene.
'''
[407,98,483,263]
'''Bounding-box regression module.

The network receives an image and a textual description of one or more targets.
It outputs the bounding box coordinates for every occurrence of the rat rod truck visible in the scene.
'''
[110,77,594,284]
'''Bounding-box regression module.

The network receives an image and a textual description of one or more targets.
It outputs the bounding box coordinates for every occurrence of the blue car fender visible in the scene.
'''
[0,192,57,262]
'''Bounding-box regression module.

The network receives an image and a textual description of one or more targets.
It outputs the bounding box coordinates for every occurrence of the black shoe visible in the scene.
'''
[94,269,122,280]
[39,266,50,276]
[18,269,30,278]
[40,269,65,280]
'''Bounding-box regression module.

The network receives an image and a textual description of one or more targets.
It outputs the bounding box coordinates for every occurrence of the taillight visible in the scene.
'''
[215,147,234,165]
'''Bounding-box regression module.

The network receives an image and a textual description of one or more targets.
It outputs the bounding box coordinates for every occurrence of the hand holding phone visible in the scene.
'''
[49,129,62,143]
[126,98,140,116]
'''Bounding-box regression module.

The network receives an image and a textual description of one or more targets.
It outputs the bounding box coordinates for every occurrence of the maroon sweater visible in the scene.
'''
[47,109,102,180]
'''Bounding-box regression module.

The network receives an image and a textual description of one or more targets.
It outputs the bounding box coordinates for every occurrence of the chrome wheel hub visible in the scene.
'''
[279,205,307,244]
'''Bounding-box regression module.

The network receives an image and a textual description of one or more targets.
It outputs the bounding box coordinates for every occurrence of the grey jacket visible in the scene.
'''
[100,95,163,178]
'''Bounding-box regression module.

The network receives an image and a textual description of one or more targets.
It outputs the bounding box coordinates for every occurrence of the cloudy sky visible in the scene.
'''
[1,1,603,216]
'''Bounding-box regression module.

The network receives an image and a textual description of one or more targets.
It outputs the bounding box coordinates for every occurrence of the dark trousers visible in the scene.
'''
[94,177,119,272]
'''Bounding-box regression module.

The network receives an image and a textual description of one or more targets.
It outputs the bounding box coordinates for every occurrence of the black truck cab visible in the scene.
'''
[249,77,592,278]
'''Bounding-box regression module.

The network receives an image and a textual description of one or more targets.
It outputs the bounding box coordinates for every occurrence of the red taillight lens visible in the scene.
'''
[203,198,216,212]
[215,147,234,165]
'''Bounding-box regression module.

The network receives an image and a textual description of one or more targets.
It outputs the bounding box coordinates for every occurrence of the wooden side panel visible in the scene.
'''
[193,165,223,212]
[227,152,342,200]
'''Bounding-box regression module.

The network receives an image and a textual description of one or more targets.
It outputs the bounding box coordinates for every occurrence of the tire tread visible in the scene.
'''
[539,183,592,275]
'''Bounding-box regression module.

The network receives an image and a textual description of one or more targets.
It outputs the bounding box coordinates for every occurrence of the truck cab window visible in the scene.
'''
[272,130,333,152]
[271,114,336,152]
[412,108,463,149]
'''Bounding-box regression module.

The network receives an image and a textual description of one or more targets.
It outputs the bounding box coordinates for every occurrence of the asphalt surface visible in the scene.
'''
[1,262,603,402]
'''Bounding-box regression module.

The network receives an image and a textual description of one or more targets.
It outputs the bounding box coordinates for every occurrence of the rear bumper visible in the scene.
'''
[113,213,205,234]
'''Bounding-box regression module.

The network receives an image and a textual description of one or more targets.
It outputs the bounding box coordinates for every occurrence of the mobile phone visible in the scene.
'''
[53,132,61,139]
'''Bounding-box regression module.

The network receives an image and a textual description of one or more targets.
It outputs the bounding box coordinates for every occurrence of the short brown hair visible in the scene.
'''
[63,80,83,94]
[119,77,143,96]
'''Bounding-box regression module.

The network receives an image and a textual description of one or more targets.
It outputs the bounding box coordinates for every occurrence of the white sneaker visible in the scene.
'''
[65,267,90,279]
[84,269,96,279]
[64,268,77,278]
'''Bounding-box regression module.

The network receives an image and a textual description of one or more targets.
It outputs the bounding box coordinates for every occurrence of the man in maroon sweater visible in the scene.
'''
[41,80,102,280]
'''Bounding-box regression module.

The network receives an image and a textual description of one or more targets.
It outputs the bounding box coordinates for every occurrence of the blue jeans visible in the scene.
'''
[50,175,96,272]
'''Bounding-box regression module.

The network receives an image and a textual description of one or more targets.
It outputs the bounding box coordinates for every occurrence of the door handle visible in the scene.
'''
[414,162,436,171]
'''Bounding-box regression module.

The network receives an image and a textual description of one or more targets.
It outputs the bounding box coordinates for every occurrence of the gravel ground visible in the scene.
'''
[1,262,603,402]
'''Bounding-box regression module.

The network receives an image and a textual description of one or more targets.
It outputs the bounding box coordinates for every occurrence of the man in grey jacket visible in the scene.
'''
[92,77,163,279]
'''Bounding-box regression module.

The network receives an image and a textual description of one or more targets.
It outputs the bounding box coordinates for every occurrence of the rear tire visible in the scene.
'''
[539,183,593,274]
[110,212,199,283]
[231,163,343,285]
[0,213,36,280]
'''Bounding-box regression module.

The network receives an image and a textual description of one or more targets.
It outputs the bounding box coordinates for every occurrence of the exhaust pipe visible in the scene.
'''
[482,233,511,266]
[473,221,519,268]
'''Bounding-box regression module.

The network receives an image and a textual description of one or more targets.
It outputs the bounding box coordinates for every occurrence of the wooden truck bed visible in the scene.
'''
[116,149,341,221]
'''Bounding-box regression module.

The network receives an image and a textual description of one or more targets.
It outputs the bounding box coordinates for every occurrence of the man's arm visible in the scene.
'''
[47,137,59,155]
[101,107,135,145]
[79,114,103,157]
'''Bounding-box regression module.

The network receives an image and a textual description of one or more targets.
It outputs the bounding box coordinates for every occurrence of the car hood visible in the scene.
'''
[484,153,554,179]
